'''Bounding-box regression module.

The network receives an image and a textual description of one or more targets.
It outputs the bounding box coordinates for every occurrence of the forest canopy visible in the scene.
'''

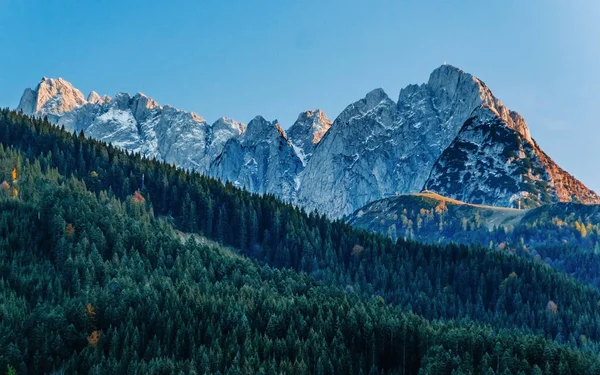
[1,109,600,374]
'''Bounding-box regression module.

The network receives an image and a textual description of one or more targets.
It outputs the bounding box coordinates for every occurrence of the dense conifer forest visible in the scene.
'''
[2,109,600,374]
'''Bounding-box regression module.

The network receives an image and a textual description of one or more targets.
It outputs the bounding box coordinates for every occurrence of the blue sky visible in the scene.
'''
[1,0,599,190]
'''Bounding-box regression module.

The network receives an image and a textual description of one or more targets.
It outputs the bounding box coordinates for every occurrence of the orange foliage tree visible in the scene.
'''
[87,330,100,346]
[65,223,75,237]
[0,181,10,197]
[86,303,96,321]
[132,191,145,203]
[86,303,99,346]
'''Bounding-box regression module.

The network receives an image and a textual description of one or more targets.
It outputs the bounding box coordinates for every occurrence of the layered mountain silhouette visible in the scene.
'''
[17,65,599,217]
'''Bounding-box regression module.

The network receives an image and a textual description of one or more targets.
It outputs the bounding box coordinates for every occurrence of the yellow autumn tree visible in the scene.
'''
[575,221,587,238]
[435,200,447,214]
[86,303,96,321]
[11,168,17,182]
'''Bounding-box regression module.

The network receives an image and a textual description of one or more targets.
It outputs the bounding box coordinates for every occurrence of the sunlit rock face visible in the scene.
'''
[211,116,303,199]
[18,79,247,173]
[425,106,600,208]
[18,77,87,122]
[16,76,329,202]
[286,109,332,165]
[17,65,600,218]
[297,65,598,217]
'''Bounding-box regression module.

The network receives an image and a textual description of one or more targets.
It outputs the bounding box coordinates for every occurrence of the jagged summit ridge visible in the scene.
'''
[297,64,596,217]
[86,90,111,105]
[211,116,303,198]
[16,77,317,201]
[18,77,87,121]
[15,66,599,217]
[17,77,235,171]
[426,64,532,143]
[287,109,332,165]
[424,105,599,208]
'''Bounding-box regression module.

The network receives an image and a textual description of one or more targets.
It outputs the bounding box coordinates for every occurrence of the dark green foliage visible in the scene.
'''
[349,193,600,290]
[2,109,600,373]
[0,146,596,374]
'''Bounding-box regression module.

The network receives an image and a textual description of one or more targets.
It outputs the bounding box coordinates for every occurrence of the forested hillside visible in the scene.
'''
[347,192,600,289]
[2,109,600,374]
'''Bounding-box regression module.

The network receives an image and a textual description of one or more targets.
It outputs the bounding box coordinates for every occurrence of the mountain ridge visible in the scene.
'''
[16,65,600,217]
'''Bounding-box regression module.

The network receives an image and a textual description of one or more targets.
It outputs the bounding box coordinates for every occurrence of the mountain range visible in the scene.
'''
[17,65,600,218]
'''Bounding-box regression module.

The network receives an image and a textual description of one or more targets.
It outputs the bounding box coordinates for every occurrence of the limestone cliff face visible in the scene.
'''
[425,106,600,207]
[18,77,87,122]
[18,82,247,173]
[296,65,553,218]
[17,65,599,218]
[287,109,332,165]
[297,88,398,217]
[211,116,303,199]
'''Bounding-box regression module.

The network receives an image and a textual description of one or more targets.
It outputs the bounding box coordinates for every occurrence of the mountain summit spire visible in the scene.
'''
[17,77,86,121]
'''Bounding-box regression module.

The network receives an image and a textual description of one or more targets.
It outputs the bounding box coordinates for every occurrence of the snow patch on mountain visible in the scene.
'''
[287,109,332,168]
[16,65,599,218]
[18,77,87,122]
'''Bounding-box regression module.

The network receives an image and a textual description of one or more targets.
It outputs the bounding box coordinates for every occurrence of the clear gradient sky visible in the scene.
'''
[1,1,599,190]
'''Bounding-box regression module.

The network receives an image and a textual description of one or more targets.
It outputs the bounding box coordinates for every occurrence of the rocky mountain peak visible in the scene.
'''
[211,115,302,200]
[426,64,494,105]
[87,91,101,103]
[243,116,287,143]
[426,64,488,104]
[427,64,491,97]
[130,93,160,121]
[291,109,332,142]
[365,88,392,109]
[14,66,598,218]
[332,88,395,130]
[111,92,132,110]
[297,64,597,218]
[87,91,111,105]
[427,64,466,89]
[133,92,159,107]
[248,115,269,127]
[212,117,246,135]
[425,64,534,144]
[424,104,599,207]
[18,77,86,118]
[287,109,332,165]
[207,117,247,161]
